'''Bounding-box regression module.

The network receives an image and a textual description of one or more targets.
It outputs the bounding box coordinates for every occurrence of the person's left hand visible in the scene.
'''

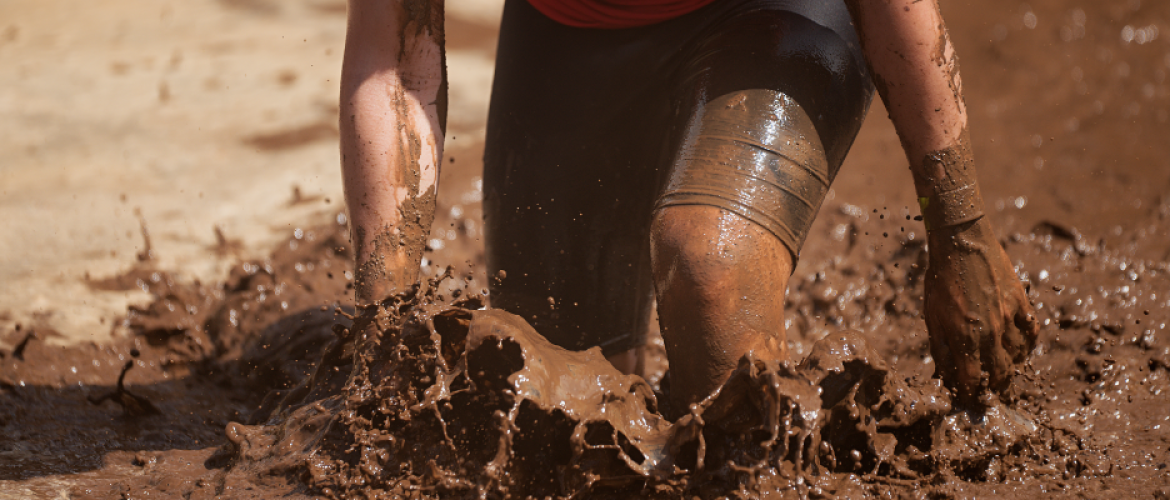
[923,217,1038,406]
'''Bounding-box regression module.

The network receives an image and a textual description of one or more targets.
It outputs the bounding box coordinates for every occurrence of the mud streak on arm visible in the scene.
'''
[340,0,447,304]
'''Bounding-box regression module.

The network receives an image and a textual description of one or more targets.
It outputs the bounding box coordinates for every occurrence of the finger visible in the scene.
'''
[928,319,956,386]
[1010,293,1038,339]
[923,282,958,380]
[951,323,984,405]
[1015,306,1040,340]
[1009,305,1040,362]
[1000,321,1026,366]
[983,320,1015,394]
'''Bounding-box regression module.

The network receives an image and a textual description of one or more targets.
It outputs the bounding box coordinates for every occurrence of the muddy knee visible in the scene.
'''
[652,206,771,300]
[651,205,792,406]
[651,205,793,303]
[651,90,836,405]
[655,90,837,267]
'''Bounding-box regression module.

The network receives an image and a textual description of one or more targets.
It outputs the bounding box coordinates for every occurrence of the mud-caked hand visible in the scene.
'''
[924,217,1038,406]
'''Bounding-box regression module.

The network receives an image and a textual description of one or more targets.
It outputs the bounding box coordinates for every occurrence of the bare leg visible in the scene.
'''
[651,205,792,408]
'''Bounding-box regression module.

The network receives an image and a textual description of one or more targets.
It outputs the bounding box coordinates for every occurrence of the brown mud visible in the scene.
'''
[3,0,1170,497]
[7,208,1169,498]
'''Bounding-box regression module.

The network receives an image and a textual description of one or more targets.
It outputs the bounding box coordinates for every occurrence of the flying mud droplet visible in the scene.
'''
[205,278,1066,498]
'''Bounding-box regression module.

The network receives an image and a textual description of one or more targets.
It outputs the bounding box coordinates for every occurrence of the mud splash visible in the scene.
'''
[7,206,1170,498]
[5,0,1170,497]
[188,274,1088,499]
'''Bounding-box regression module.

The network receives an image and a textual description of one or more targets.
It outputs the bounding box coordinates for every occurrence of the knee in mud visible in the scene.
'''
[651,205,766,297]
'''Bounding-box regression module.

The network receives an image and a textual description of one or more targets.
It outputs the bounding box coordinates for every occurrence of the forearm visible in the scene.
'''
[846,0,984,228]
[849,1,1038,403]
[340,0,445,304]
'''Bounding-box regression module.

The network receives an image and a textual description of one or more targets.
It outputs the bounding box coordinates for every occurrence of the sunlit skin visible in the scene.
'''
[341,0,1037,408]
[844,0,1038,405]
[340,0,443,304]
[651,206,792,407]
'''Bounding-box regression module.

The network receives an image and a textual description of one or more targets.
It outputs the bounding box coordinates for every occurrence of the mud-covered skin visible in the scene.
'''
[916,130,1038,406]
[917,129,984,229]
[652,206,792,410]
[929,17,965,126]
[842,0,967,160]
[351,186,437,304]
[351,226,390,303]
[925,217,1038,406]
[841,0,1038,406]
[914,132,1037,405]
[342,0,446,305]
[651,89,835,410]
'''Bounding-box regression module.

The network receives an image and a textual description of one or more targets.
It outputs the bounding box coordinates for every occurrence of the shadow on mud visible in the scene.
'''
[0,305,351,482]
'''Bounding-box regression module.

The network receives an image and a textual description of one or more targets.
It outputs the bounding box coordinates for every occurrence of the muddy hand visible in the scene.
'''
[924,217,1038,406]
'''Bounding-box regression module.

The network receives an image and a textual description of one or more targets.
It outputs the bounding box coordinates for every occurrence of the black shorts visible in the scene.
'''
[482,0,874,355]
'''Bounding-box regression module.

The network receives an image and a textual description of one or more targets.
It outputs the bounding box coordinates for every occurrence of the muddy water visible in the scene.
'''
[8,213,1167,498]
[3,0,1170,497]
[139,222,1170,498]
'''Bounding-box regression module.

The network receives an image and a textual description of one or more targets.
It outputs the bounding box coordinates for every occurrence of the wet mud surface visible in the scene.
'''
[4,0,1170,497]
[6,210,1170,498]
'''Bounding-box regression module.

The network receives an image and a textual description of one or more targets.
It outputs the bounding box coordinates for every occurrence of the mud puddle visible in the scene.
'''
[168,212,1170,499]
[4,0,1170,497]
[2,204,1167,498]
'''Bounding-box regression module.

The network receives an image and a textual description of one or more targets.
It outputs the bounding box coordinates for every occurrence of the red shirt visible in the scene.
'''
[527,0,718,29]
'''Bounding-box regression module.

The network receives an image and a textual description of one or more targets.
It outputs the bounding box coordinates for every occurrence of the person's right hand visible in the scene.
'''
[923,217,1039,406]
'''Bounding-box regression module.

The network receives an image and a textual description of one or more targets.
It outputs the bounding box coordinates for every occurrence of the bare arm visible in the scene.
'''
[846,0,969,196]
[340,0,446,305]
[847,0,1038,405]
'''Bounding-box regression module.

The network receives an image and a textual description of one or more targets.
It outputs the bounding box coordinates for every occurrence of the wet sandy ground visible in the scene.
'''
[2,0,1170,497]
[0,0,497,348]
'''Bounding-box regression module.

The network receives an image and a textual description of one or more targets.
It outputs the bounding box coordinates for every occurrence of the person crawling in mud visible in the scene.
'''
[337,0,1039,410]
